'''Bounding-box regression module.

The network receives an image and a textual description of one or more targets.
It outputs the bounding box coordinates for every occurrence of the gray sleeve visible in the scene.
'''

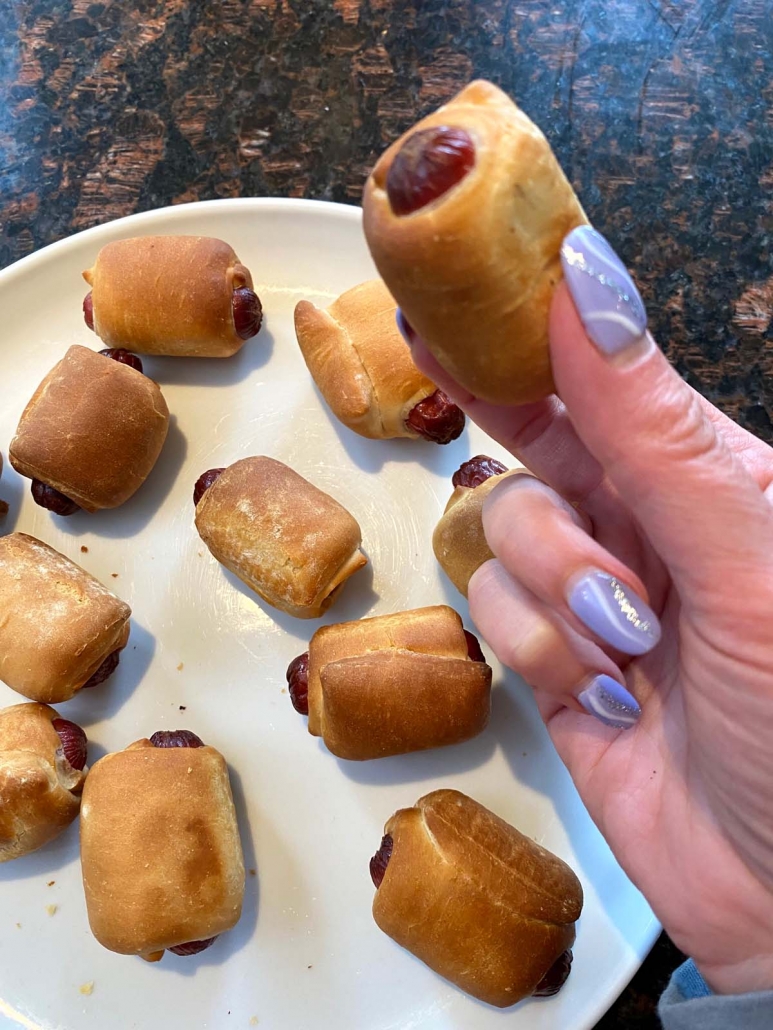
[659,960,773,1029]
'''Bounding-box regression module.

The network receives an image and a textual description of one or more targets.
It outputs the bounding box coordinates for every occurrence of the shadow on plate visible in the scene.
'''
[333,692,500,786]
[488,678,638,937]
[435,563,470,612]
[316,385,473,477]
[221,555,378,634]
[144,325,275,388]
[0,813,81,882]
[64,621,156,728]
[164,762,260,974]
[0,465,26,534]
[53,416,188,540]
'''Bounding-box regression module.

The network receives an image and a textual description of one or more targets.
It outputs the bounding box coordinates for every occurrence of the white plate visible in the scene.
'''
[0,199,658,1030]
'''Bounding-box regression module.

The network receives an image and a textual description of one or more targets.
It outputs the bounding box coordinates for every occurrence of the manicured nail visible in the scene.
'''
[561,226,648,356]
[577,674,641,729]
[567,570,661,655]
[396,308,416,347]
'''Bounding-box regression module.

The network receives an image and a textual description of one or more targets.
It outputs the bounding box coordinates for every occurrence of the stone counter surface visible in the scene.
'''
[1,1,771,1026]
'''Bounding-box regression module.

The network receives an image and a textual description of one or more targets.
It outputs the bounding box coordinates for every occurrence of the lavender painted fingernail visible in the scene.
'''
[568,570,661,656]
[396,308,416,347]
[561,226,648,355]
[578,674,641,729]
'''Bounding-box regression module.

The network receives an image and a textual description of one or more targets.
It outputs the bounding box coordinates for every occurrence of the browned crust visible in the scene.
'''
[294,279,436,439]
[9,345,169,510]
[373,789,583,1006]
[362,80,588,405]
[432,469,528,595]
[83,236,254,357]
[0,534,131,703]
[305,605,491,758]
[0,702,85,862]
[194,456,367,618]
[320,651,491,759]
[80,740,244,958]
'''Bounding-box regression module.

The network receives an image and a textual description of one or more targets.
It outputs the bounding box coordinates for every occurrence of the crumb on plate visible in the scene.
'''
[79,982,94,996]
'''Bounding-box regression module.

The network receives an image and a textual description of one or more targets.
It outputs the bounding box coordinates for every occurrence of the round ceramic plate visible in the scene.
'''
[0,199,658,1030]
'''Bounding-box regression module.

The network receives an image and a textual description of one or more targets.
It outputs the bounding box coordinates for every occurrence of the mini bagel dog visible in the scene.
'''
[80,730,244,961]
[294,279,464,443]
[83,236,262,357]
[286,605,491,759]
[0,533,131,703]
[370,789,583,1006]
[9,345,169,514]
[363,79,588,405]
[0,702,88,862]
[194,457,367,619]
[433,455,527,596]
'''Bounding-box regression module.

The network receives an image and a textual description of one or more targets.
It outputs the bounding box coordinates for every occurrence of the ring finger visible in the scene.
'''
[482,474,664,658]
[469,560,641,729]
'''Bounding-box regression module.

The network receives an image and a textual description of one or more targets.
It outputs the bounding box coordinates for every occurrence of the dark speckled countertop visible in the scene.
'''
[1,0,771,1025]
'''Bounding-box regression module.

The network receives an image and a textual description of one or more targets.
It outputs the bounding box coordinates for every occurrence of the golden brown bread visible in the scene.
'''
[362,79,588,405]
[80,738,244,959]
[0,534,131,703]
[373,789,583,1006]
[433,468,527,595]
[83,235,256,357]
[195,456,367,618]
[305,605,491,759]
[9,345,169,511]
[0,703,86,862]
[294,279,439,439]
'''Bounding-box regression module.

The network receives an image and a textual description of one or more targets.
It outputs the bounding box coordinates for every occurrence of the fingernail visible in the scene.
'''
[577,674,641,729]
[567,570,661,655]
[561,226,648,356]
[396,308,416,347]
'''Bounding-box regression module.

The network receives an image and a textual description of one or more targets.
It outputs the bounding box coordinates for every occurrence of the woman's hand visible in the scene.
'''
[400,226,773,996]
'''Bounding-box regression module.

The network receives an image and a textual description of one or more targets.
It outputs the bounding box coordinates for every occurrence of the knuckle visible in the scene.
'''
[499,621,559,680]
[617,375,719,471]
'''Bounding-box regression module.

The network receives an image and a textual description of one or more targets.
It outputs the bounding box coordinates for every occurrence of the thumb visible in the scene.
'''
[552,226,773,596]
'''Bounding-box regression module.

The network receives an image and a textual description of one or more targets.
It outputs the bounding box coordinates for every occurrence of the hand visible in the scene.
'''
[400,226,773,996]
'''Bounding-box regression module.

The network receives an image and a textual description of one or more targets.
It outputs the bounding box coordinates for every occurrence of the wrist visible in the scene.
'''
[697,953,773,995]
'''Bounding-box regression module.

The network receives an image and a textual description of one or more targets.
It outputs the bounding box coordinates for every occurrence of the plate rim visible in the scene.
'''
[0,197,362,283]
[0,196,661,1029]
